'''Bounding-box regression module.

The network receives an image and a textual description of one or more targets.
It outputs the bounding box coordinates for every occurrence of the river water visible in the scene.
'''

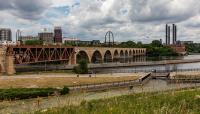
[93,55,200,74]
[16,54,200,73]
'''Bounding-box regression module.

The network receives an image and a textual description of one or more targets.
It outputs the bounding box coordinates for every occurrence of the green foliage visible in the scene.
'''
[186,43,200,53]
[36,89,200,114]
[25,40,43,45]
[0,87,69,100]
[146,46,177,57]
[0,88,56,100]
[118,40,137,48]
[151,40,162,47]
[73,60,88,74]
[60,86,70,95]
[116,40,177,56]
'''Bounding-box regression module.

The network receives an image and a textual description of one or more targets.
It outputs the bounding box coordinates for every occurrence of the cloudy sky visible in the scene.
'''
[0,0,200,43]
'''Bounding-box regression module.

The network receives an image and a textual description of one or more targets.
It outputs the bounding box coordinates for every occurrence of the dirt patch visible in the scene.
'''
[170,71,200,79]
[0,73,143,89]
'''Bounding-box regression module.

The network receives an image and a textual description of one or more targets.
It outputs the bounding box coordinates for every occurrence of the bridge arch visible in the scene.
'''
[125,50,129,57]
[120,50,124,57]
[104,50,112,63]
[133,50,135,56]
[76,50,90,63]
[91,50,103,64]
[113,50,119,62]
[119,50,124,63]
[136,50,139,55]
[129,50,133,57]
[125,50,129,62]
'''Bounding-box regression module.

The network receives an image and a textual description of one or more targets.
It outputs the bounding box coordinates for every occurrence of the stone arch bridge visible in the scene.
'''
[74,47,146,64]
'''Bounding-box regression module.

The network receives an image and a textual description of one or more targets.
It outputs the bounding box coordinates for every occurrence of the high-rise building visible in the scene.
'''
[0,28,12,41]
[54,27,62,43]
[38,32,54,44]
[16,29,22,41]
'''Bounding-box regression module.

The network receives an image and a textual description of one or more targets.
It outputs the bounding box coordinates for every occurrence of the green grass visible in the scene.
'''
[36,89,200,114]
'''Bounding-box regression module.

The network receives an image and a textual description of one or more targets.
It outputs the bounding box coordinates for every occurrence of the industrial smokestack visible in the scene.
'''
[175,25,177,44]
[168,26,170,45]
[166,24,168,45]
[173,24,175,44]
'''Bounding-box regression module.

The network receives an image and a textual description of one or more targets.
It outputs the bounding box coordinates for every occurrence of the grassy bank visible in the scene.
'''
[0,87,69,100]
[36,89,200,114]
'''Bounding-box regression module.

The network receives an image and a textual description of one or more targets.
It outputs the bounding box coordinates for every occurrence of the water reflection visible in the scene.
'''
[114,55,147,63]
[93,62,200,74]
[115,55,200,64]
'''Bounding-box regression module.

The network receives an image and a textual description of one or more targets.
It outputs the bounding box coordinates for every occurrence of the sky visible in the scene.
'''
[0,0,200,43]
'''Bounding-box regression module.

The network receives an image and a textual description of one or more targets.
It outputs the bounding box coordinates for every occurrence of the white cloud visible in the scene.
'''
[129,0,200,23]
[0,0,200,43]
[50,0,77,7]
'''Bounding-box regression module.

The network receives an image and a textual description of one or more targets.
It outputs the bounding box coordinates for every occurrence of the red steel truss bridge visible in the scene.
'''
[6,45,74,64]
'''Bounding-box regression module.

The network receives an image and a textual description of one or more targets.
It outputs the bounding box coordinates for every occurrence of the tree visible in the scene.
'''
[118,41,136,48]
[137,41,143,47]
[25,40,43,45]
[73,60,88,74]
[151,40,162,47]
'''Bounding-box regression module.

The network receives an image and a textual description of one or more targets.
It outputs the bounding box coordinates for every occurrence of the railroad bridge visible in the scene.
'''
[0,45,146,75]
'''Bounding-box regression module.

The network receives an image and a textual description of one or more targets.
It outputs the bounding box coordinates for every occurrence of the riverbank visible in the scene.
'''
[0,79,199,114]
[36,88,200,114]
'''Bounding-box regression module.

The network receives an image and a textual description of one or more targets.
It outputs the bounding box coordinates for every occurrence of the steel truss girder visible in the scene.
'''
[6,45,74,64]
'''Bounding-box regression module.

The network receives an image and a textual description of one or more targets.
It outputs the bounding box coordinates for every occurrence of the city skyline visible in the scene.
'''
[0,0,200,43]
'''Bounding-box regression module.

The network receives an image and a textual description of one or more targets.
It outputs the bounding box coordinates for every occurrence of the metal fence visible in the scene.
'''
[69,79,140,91]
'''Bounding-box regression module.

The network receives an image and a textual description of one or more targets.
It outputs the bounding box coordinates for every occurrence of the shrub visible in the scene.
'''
[73,60,88,74]
[60,86,70,95]
[0,87,69,100]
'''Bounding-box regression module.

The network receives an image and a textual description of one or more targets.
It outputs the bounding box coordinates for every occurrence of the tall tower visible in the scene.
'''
[174,24,177,44]
[172,24,177,45]
[166,24,168,45]
[166,24,177,45]
[54,27,62,43]
[168,26,170,45]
